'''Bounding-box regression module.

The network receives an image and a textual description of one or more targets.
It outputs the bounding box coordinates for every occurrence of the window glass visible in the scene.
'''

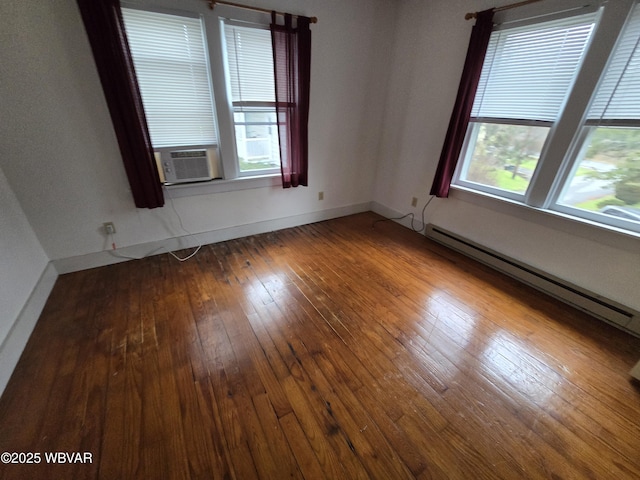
[233,107,280,172]
[557,127,640,225]
[463,123,549,194]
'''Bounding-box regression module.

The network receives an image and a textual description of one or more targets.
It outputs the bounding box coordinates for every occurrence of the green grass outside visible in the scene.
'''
[239,158,279,171]
[575,196,613,211]
[495,169,529,193]
[494,160,590,193]
[575,195,640,211]
[519,159,538,171]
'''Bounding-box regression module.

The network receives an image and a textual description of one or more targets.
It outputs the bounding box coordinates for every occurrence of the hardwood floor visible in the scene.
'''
[1,211,639,479]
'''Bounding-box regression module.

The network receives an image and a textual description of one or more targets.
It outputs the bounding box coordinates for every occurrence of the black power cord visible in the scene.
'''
[372,195,435,233]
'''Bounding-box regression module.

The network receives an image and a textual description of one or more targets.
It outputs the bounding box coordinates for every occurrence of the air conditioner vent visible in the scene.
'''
[160,147,215,184]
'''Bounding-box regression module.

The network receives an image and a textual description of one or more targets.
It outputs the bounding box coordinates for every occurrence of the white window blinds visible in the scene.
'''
[587,4,640,122]
[224,23,275,104]
[471,12,597,122]
[121,8,218,148]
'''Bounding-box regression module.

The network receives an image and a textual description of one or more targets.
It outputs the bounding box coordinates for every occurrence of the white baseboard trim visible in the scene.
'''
[0,262,58,398]
[53,203,372,274]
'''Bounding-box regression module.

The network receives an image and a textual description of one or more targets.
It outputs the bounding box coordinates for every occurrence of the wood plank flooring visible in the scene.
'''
[1,211,639,479]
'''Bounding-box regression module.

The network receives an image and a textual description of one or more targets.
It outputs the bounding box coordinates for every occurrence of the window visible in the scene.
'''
[121,5,279,184]
[454,1,640,234]
[554,4,640,231]
[457,12,597,198]
[122,9,218,148]
[224,23,280,175]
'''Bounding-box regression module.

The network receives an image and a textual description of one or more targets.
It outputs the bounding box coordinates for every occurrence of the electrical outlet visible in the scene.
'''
[318,191,324,200]
[411,197,418,207]
[103,222,116,235]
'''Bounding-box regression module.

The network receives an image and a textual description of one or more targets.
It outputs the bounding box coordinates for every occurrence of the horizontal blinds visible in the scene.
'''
[472,12,597,122]
[588,4,640,121]
[224,23,275,104]
[122,8,218,148]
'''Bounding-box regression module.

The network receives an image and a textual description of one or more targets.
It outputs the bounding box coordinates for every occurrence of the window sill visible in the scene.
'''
[449,185,640,253]
[164,173,282,198]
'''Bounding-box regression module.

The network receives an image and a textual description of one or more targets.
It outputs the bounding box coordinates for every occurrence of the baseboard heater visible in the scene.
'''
[425,224,639,336]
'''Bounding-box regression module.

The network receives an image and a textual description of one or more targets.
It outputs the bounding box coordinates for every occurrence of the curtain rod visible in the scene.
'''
[208,1,318,23]
[465,0,543,20]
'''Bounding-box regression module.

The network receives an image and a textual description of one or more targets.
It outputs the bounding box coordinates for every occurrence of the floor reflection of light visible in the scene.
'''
[255,273,291,304]
[420,292,479,369]
[483,331,557,405]
[423,291,478,347]
[421,292,560,407]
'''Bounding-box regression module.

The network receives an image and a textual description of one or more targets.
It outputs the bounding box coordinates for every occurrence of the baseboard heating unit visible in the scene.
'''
[425,224,639,337]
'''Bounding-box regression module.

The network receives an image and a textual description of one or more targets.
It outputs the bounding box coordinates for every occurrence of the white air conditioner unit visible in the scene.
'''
[160,147,215,184]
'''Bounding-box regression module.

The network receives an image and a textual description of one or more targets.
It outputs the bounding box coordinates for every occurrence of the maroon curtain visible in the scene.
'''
[77,0,164,208]
[271,13,312,188]
[430,9,495,198]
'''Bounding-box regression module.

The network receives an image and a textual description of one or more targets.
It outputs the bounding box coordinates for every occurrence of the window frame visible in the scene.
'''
[121,1,281,190]
[452,0,640,236]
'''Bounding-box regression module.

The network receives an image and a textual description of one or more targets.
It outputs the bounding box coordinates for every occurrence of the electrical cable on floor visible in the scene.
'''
[163,187,202,262]
[107,232,164,261]
[372,195,435,233]
[105,189,203,262]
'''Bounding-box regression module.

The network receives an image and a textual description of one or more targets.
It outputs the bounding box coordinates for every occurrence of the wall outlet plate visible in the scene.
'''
[103,222,116,235]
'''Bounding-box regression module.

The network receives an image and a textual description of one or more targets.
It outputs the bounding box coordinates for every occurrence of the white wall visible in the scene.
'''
[0,0,395,264]
[0,168,49,349]
[373,0,640,315]
[0,165,55,394]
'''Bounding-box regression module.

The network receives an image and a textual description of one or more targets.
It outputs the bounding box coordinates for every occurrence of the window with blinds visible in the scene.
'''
[457,10,597,198]
[121,8,218,148]
[223,22,280,174]
[224,24,275,105]
[586,5,640,124]
[453,0,640,234]
[556,4,640,230]
[472,14,596,123]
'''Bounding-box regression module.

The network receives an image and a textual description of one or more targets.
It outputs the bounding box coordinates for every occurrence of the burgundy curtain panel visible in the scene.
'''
[429,9,495,198]
[271,13,312,188]
[76,0,164,208]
